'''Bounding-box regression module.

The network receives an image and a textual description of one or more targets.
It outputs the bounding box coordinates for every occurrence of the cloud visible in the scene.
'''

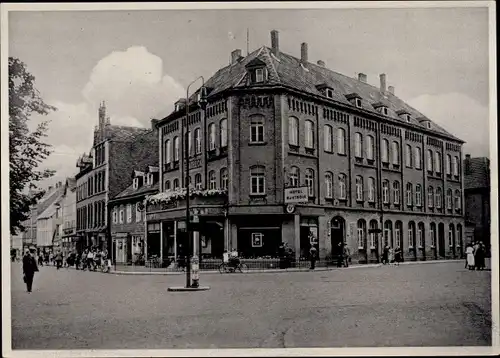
[33,46,185,189]
[408,92,490,157]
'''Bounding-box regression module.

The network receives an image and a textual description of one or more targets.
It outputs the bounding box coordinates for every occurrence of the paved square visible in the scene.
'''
[10,262,491,349]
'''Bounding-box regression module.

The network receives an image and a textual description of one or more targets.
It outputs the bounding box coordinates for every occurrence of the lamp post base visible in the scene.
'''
[167,286,210,292]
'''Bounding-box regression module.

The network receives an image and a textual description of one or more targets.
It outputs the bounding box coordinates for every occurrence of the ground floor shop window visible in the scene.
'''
[238,228,281,258]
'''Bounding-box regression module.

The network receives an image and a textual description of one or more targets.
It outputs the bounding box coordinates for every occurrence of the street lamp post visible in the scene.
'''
[184,76,207,289]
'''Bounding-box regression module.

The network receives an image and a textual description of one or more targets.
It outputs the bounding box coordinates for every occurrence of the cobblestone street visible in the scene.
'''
[11,261,491,349]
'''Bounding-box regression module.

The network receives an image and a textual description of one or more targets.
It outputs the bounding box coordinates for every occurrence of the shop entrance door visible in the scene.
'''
[116,238,127,263]
[330,216,346,261]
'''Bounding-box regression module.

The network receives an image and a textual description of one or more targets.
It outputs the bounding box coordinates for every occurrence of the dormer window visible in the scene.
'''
[355,98,362,108]
[148,173,154,185]
[346,93,362,109]
[405,114,411,122]
[372,102,389,116]
[255,68,264,83]
[133,178,139,190]
[316,83,334,99]
[381,107,388,116]
[397,110,411,123]
[326,88,334,99]
[426,122,431,129]
[246,58,268,85]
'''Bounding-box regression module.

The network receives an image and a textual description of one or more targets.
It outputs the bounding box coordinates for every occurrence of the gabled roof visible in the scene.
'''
[169,45,462,142]
[37,194,63,220]
[36,186,65,216]
[112,181,159,201]
[106,125,151,142]
[464,157,490,190]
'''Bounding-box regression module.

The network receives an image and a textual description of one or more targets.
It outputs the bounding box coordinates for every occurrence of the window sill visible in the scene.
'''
[324,149,334,154]
[370,246,376,250]
[355,157,363,163]
[357,247,365,250]
[250,193,266,198]
[305,148,316,155]
[337,153,347,157]
[249,141,267,146]
[289,144,300,153]
[392,164,400,170]
[356,199,364,203]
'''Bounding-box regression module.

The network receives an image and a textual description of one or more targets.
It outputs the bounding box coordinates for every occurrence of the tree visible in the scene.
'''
[9,57,57,235]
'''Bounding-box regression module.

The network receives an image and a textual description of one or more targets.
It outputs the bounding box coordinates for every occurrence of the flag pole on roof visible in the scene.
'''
[247,28,249,55]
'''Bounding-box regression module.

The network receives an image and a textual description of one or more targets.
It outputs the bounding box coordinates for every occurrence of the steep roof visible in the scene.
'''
[176,45,462,142]
[36,186,65,216]
[106,125,151,142]
[113,181,159,201]
[464,157,490,190]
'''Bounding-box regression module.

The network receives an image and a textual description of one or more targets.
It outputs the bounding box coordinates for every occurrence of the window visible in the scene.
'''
[405,144,412,167]
[354,132,363,158]
[366,135,374,160]
[415,147,422,169]
[220,119,228,148]
[355,176,363,201]
[381,107,388,116]
[457,224,463,248]
[429,223,436,247]
[119,207,124,224]
[392,141,400,165]
[368,177,375,202]
[165,139,171,163]
[408,222,415,248]
[435,152,442,173]
[173,136,179,161]
[418,223,425,248]
[220,168,228,190]
[305,120,314,148]
[195,173,202,190]
[208,123,216,151]
[448,224,455,246]
[382,180,389,204]
[250,166,265,195]
[339,174,347,200]
[406,183,413,206]
[255,68,264,83]
[436,187,442,208]
[289,117,299,146]
[112,209,118,224]
[453,156,459,176]
[209,171,216,190]
[325,172,333,199]
[194,128,201,154]
[165,180,171,191]
[415,185,422,207]
[384,221,393,247]
[133,177,139,190]
[126,204,132,223]
[428,186,434,207]
[381,139,389,163]
[427,149,433,172]
[136,203,142,222]
[355,98,362,108]
[446,154,451,175]
[326,88,334,99]
[395,221,402,248]
[337,128,346,155]
[305,169,315,197]
[447,189,453,210]
[173,179,179,190]
[454,189,461,210]
[250,116,265,143]
[426,122,431,129]
[324,125,333,152]
[393,181,400,205]
[369,220,377,249]
[357,220,367,249]
[289,166,299,187]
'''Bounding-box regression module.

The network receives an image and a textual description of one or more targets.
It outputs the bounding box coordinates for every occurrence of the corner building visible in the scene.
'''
[149,30,465,264]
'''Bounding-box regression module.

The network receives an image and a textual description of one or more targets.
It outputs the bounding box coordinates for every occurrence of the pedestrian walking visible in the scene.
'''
[309,245,317,270]
[388,247,394,266]
[55,251,63,270]
[465,244,475,270]
[474,242,485,270]
[394,246,402,266]
[22,250,39,293]
[382,244,390,265]
[343,244,351,268]
[37,253,44,267]
[336,242,344,268]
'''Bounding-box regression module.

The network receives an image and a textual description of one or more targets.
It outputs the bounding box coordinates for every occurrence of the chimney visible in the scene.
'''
[151,118,159,131]
[317,60,325,67]
[301,42,308,63]
[358,73,367,83]
[271,30,280,57]
[465,154,471,175]
[98,101,106,129]
[231,49,242,64]
[380,74,387,93]
[388,86,395,95]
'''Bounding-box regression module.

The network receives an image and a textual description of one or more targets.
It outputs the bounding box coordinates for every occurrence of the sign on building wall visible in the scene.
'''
[251,232,263,247]
[284,187,308,204]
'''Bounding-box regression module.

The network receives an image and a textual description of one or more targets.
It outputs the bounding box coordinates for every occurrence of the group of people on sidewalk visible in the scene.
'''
[382,245,403,266]
[465,241,487,270]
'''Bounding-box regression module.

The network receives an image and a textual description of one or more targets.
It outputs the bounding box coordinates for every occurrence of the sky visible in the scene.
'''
[8,5,491,189]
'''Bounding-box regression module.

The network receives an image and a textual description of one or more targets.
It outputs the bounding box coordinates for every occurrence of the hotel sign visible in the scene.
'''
[284,187,308,204]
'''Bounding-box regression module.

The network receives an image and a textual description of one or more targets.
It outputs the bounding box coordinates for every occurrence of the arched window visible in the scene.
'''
[173,136,179,161]
[417,222,425,248]
[305,120,314,148]
[208,123,216,150]
[173,178,179,190]
[435,152,442,173]
[355,176,363,201]
[453,156,459,176]
[381,139,389,163]
[208,170,216,190]
[325,172,333,199]
[406,183,413,206]
[305,169,315,197]
[415,184,422,207]
[165,139,171,163]
[250,115,265,143]
[357,219,367,249]
[447,189,453,210]
[288,117,299,146]
[446,154,452,175]
[194,128,201,154]
[369,220,378,248]
[220,118,228,148]
[165,180,171,191]
[382,180,390,204]
[415,147,422,169]
[354,132,363,158]
[457,224,463,249]
[250,166,265,195]
[427,149,433,172]
[436,187,443,208]
[338,173,347,199]
[395,221,403,248]
[392,141,400,165]
[429,223,436,247]
[337,128,346,155]
[186,130,192,155]
[366,135,375,160]
[454,189,461,211]
[448,223,455,247]
[195,173,202,190]
[384,220,393,247]
[324,125,333,152]
[220,168,228,190]
[368,177,375,202]
[289,166,299,187]
[428,186,434,207]
[408,222,416,248]
[393,181,400,205]
[405,144,412,167]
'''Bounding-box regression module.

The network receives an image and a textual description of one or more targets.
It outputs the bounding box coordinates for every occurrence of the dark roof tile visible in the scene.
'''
[464,157,490,189]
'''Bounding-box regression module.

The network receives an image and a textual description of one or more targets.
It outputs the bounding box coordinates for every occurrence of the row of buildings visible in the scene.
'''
[13,30,491,266]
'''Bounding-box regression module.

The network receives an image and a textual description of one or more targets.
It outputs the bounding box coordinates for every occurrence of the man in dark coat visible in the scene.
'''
[22,250,39,293]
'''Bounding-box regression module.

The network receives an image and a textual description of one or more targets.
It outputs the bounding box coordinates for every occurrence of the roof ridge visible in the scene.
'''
[261,47,281,83]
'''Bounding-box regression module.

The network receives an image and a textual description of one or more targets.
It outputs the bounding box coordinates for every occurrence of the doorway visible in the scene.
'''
[438,223,445,258]
[330,216,345,260]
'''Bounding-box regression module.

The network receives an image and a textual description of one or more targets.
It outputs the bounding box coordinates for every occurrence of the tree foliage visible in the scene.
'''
[9,57,57,235]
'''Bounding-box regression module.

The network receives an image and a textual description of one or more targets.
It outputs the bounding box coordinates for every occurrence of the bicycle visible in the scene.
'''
[218,261,249,274]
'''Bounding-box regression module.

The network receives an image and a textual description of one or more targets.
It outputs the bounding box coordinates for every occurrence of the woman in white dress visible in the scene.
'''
[465,244,475,270]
